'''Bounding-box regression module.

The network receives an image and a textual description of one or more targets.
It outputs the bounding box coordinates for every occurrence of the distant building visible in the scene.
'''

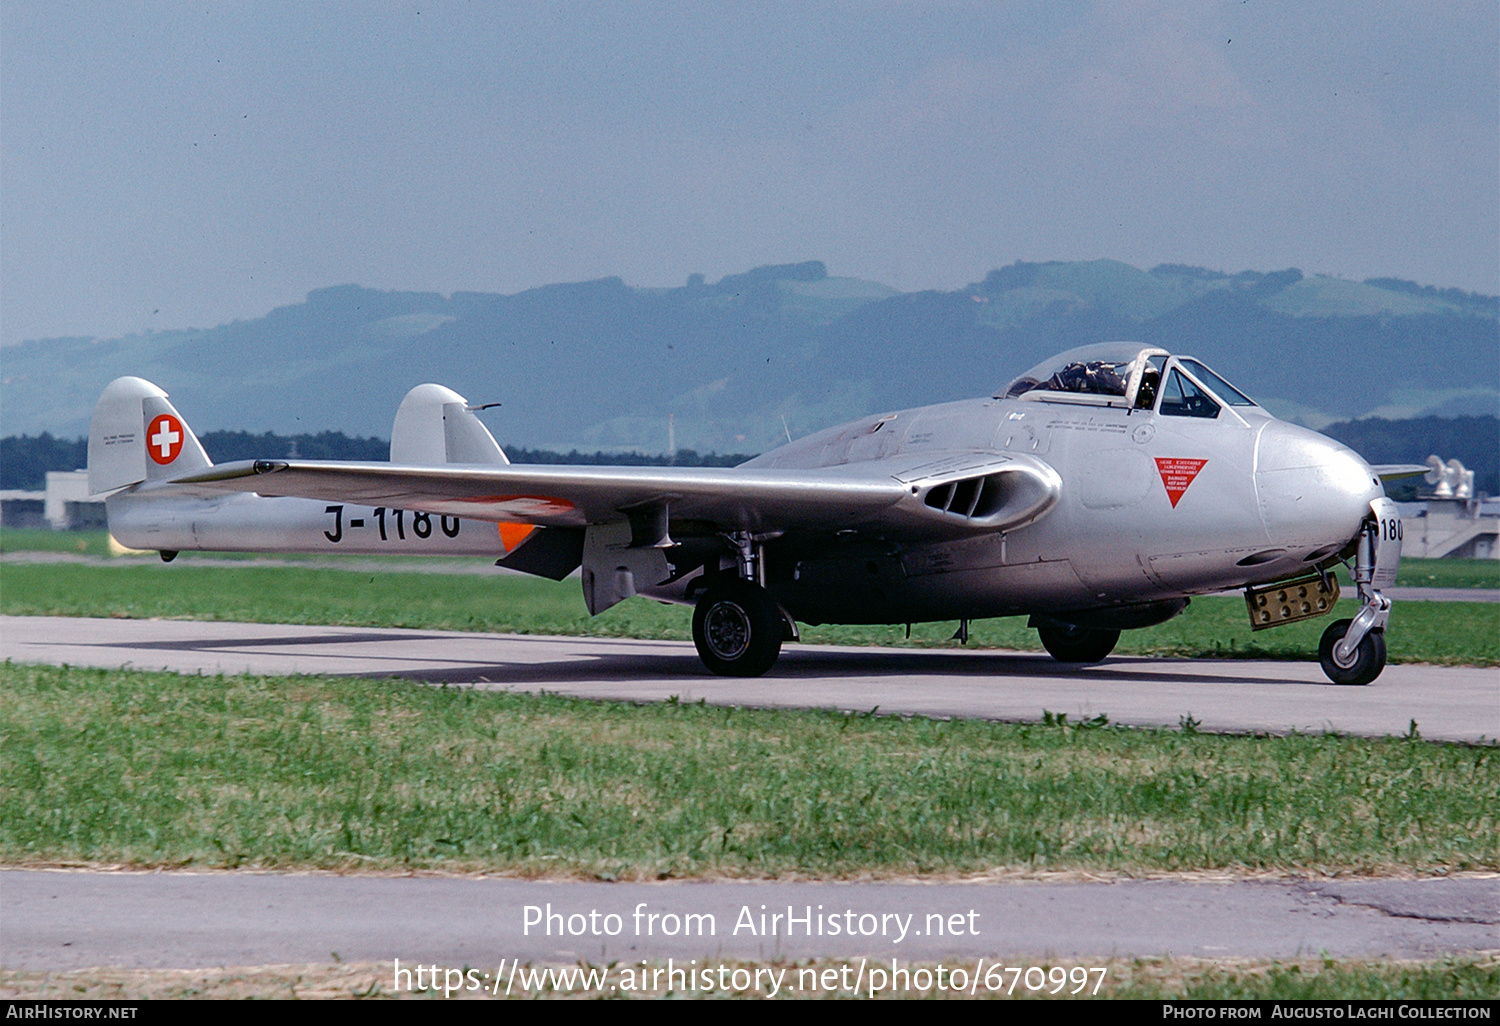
[0,493,47,529]
[44,471,103,529]
[0,470,105,531]
[1396,457,1498,559]
[1398,497,1498,559]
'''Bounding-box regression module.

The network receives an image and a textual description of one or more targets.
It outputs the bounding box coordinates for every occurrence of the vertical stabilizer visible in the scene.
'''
[88,377,213,494]
[389,383,509,466]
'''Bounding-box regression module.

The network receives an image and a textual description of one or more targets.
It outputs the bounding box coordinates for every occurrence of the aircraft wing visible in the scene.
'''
[170,452,1061,540]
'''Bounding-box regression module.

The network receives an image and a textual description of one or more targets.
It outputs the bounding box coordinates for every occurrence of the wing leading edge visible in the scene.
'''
[171,452,1061,541]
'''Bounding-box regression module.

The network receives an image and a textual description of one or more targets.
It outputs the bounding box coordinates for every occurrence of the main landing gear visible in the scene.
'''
[1035,620,1120,664]
[692,577,784,677]
[691,531,788,677]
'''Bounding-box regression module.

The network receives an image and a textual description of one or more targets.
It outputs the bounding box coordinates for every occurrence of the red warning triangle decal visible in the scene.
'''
[1155,458,1208,508]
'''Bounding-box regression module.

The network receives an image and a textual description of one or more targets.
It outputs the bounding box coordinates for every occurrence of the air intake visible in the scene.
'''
[923,475,1006,519]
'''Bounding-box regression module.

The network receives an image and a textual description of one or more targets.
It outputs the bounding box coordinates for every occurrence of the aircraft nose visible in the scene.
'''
[1255,421,1382,558]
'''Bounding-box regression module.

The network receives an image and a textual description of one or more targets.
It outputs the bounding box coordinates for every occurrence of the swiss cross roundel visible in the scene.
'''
[147,414,185,465]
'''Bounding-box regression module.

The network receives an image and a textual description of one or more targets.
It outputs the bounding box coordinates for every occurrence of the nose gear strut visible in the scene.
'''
[1319,499,1399,685]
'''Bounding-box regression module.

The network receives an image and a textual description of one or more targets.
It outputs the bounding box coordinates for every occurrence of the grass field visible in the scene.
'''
[4,662,1495,878]
[2,558,1495,665]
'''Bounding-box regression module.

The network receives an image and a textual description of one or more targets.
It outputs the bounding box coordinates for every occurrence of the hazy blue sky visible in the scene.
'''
[3,1,1496,346]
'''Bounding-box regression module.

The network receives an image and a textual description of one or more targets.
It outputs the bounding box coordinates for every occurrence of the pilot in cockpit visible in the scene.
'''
[1044,360,1127,396]
[1134,365,1160,409]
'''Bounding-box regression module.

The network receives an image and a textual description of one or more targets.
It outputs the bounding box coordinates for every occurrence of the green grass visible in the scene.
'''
[1103,955,1500,1001]
[1392,557,1500,590]
[0,528,113,557]
[3,560,1496,665]
[4,662,1495,878]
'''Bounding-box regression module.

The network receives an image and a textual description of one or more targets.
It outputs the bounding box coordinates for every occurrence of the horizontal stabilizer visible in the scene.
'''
[1372,464,1430,481]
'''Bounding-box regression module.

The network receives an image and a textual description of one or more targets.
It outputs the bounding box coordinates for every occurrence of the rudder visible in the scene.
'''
[389,383,509,466]
[88,377,213,494]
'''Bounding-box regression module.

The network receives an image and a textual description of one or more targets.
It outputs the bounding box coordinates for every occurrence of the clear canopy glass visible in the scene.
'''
[1001,343,1257,410]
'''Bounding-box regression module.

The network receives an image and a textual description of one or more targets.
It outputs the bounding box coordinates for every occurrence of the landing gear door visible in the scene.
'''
[1368,497,1401,592]
[581,522,672,615]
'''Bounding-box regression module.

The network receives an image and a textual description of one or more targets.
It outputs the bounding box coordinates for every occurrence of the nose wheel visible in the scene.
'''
[1318,618,1387,686]
[692,577,784,677]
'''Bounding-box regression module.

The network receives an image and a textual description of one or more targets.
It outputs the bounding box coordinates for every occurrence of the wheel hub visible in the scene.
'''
[1330,642,1360,669]
[704,601,751,659]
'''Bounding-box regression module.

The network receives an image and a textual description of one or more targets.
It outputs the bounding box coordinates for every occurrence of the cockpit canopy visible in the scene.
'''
[1000,342,1257,417]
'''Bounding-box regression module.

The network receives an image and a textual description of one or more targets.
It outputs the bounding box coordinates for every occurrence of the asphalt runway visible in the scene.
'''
[3,870,1496,971]
[3,615,1496,742]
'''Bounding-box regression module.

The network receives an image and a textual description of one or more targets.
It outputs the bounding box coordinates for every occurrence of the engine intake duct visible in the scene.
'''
[923,474,1006,520]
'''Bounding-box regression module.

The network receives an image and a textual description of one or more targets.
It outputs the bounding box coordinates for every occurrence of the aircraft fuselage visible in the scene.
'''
[654,380,1384,630]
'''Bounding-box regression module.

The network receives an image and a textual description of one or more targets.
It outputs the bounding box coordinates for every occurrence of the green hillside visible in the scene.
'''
[2,260,1494,455]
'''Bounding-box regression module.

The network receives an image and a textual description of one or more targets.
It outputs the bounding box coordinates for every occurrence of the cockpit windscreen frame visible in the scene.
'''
[1000,343,1260,421]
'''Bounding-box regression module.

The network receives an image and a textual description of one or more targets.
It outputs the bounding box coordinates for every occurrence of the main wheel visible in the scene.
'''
[691,578,784,677]
[1036,622,1120,663]
[1318,618,1386,685]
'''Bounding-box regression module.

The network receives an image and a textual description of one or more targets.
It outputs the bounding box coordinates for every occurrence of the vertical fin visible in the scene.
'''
[88,377,213,494]
[389,383,509,466]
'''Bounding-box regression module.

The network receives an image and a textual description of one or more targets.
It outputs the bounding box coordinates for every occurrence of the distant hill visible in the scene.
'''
[3,260,1495,453]
[1319,415,1499,497]
[0,430,386,491]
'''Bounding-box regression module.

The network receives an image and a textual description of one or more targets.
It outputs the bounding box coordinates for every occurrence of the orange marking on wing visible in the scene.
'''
[498,523,536,551]
[453,494,577,515]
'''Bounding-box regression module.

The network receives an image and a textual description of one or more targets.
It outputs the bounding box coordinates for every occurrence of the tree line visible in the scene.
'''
[1,431,754,490]
[4,417,1491,495]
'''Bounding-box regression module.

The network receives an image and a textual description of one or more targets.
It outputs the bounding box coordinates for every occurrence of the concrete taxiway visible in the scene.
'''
[2,615,1496,742]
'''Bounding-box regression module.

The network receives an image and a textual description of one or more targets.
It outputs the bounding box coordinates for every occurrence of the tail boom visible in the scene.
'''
[92,376,528,559]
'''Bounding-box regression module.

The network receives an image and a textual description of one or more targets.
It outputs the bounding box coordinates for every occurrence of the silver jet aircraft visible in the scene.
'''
[88,342,1411,685]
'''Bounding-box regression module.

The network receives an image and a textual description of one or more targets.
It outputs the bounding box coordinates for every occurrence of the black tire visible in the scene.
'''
[1036,622,1120,663]
[1318,618,1386,686]
[691,578,784,677]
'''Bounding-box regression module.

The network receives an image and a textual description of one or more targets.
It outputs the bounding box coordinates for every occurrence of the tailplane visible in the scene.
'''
[88,377,213,494]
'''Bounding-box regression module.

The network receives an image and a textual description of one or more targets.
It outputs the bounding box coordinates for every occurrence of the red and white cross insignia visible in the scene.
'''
[148,414,185,465]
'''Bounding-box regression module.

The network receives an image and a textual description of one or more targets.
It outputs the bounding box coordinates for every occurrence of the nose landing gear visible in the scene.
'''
[1318,617,1387,686]
[1317,501,1398,685]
